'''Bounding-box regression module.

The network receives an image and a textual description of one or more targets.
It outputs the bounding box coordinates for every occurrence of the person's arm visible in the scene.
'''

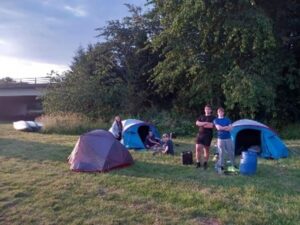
[196,120,208,127]
[203,122,214,128]
[147,137,159,145]
[162,144,168,154]
[223,124,232,131]
[214,120,232,131]
[215,124,226,131]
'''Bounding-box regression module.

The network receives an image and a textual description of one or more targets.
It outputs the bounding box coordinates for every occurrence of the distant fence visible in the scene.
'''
[0,77,55,89]
[13,77,52,84]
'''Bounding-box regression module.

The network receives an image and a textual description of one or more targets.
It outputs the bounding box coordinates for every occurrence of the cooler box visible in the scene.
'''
[181,151,193,165]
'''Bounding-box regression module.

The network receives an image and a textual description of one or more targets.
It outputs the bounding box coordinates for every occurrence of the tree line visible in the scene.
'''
[43,0,300,126]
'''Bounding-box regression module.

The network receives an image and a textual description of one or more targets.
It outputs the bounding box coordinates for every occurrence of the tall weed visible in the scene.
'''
[37,113,110,135]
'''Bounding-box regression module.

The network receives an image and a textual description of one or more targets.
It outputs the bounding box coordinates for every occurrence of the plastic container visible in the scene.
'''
[239,151,257,175]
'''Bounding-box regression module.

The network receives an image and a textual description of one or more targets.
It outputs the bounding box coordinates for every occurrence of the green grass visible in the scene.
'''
[1,123,300,225]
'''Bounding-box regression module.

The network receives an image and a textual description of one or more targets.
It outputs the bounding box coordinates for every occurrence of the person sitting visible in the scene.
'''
[153,133,174,156]
[144,131,161,149]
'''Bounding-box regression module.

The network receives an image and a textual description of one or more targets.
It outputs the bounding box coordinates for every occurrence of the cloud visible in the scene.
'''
[0,6,25,18]
[63,5,87,17]
[0,39,7,45]
[0,56,69,78]
[0,0,148,79]
[45,16,64,25]
[0,38,20,55]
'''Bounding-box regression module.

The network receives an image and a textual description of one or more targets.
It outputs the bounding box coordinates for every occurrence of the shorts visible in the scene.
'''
[196,133,213,147]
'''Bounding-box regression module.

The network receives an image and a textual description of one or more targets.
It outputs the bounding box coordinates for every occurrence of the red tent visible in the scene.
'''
[68,129,133,172]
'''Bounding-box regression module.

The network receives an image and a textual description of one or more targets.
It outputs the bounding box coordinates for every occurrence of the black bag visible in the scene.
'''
[181,151,193,165]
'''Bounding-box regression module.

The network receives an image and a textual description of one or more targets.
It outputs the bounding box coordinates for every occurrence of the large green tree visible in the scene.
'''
[253,0,300,122]
[43,43,125,119]
[43,1,300,125]
[150,0,299,121]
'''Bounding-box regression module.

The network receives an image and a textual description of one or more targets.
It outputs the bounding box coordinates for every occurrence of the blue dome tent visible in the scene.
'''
[231,119,288,159]
[121,119,160,149]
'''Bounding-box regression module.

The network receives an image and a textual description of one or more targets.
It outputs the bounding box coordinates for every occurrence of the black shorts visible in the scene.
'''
[195,133,213,147]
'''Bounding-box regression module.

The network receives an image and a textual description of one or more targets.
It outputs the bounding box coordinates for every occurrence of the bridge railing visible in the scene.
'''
[0,77,54,88]
[13,77,52,84]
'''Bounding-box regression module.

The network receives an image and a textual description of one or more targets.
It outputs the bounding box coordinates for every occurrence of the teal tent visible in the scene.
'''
[231,119,288,159]
[121,119,160,149]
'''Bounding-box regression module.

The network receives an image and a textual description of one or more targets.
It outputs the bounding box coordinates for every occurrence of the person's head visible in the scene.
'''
[217,107,225,118]
[115,115,121,122]
[162,133,170,141]
[204,105,212,116]
[148,130,153,136]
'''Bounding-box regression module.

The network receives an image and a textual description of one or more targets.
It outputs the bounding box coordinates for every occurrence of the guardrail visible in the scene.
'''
[13,77,52,84]
[0,77,53,89]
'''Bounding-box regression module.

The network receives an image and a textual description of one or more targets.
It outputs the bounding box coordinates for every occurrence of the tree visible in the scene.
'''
[96,4,163,113]
[252,0,300,123]
[0,77,16,84]
[150,0,299,121]
[43,5,163,119]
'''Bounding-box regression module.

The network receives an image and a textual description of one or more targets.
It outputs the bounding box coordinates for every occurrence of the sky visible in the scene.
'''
[0,0,148,79]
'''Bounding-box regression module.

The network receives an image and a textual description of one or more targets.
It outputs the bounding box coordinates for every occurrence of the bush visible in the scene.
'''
[141,109,196,137]
[37,113,110,135]
[279,123,300,140]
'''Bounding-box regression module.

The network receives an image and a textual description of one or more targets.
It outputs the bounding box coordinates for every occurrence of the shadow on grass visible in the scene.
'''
[0,138,71,162]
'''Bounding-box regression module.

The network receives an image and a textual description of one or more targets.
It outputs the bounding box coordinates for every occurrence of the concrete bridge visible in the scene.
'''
[0,77,50,121]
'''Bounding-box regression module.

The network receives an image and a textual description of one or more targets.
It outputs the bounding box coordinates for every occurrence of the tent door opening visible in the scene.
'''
[235,129,261,155]
[137,125,150,144]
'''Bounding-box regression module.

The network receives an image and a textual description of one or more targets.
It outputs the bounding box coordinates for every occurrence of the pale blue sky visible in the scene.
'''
[0,0,148,78]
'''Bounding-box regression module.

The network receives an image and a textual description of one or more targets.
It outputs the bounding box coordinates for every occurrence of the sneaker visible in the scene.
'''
[196,162,201,168]
[203,161,208,170]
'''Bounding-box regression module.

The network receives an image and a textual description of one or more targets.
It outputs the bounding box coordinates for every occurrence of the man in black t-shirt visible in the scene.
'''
[195,105,215,169]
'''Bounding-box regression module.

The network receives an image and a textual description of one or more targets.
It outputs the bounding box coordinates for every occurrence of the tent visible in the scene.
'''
[68,129,133,172]
[122,119,160,149]
[231,119,288,159]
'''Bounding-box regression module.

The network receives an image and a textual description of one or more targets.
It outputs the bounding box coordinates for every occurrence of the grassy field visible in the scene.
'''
[0,123,299,225]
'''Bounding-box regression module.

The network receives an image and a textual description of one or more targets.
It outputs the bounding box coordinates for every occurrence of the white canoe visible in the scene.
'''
[13,120,43,132]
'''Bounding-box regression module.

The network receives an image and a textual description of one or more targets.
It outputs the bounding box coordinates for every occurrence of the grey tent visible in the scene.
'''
[68,129,133,172]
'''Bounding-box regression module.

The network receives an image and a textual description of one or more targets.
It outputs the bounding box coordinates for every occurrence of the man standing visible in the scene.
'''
[195,105,215,169]
[213,107,235,173]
